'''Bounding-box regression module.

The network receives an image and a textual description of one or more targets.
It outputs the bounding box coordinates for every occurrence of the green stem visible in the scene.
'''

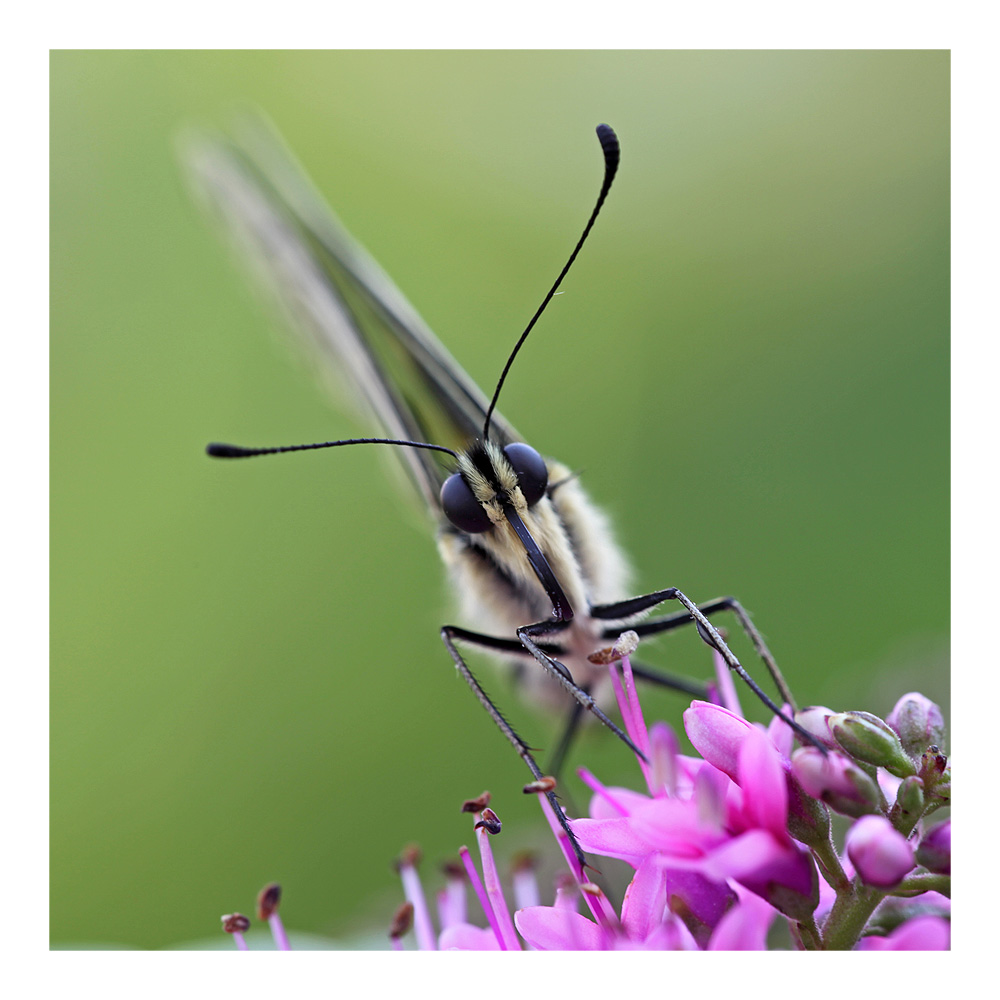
[820,876,884,950]
[892,872,951,897]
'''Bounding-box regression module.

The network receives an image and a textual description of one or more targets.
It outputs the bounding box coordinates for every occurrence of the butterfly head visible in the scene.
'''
[441,440,549,534]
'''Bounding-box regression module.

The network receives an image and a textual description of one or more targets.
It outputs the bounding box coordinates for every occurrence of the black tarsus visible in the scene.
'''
[593,593,792,706]
[593,588,826,753]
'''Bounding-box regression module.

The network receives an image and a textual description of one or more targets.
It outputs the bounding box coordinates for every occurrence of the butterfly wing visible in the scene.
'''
[183,116,519,515]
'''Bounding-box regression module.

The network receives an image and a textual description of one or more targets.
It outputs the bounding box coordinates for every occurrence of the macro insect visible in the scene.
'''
[187,120,818,863]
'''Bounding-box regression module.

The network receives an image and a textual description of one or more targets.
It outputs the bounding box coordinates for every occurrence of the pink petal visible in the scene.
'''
[696,763,732,831]
[856,915,950,951]
[684,701,755,782]
[586,785,654,820]
[707,892,776,950]
[648,721,681,796]
[570,816,652,863]
[663,869,738,943]
[638,918,699,950]
[706,829,816,900]
[514,906,605,951]
[766,704,795,759]
[738,724,789,839]
[438,922,502,950]
[916,819,951,875]
[628,797,725,858]
[620,854,666,941]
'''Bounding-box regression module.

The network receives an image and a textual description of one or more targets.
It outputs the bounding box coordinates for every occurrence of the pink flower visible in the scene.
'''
[679,703,819,919]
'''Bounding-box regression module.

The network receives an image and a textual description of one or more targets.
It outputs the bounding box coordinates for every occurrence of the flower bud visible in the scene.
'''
[793,706,839,749]
[830,711,917,777]
[886,692,945,757]
[791,746,881,818]
[915,819,950,875]
[929,772,950,806]
[846,815,915,888]
[892,775,925,830]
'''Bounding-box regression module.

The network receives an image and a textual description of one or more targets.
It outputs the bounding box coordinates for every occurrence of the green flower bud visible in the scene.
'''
[896,775,925,814]
[830,711,917,777]
[890,775,925,835]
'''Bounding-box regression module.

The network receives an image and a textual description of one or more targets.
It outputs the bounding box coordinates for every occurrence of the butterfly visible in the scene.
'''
[185,120,817,864]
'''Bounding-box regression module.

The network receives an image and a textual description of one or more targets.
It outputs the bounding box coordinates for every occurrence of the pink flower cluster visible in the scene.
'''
[387,641,950,951]
[220,639,950,951]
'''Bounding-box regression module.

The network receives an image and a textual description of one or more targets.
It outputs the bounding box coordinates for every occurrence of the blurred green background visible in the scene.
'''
[51,50,948,948]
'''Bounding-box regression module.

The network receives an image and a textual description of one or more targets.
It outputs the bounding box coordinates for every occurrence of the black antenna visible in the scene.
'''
[482,124,621,441]
[207,438,459,460]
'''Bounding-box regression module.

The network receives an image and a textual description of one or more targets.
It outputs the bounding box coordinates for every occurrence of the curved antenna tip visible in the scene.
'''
[596,123,617,146]
[207,442,249,458]
[596,124,620,168]
[482,125,623,440]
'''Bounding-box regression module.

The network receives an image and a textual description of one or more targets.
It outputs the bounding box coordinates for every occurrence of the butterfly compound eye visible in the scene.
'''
[503,443,548,506]
[441,473,492,533]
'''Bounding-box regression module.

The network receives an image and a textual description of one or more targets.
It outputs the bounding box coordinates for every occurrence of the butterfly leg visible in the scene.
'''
[516,618,648,763]
[440,623,587,868]
[600,594,792,706]
[591,589,823,751]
